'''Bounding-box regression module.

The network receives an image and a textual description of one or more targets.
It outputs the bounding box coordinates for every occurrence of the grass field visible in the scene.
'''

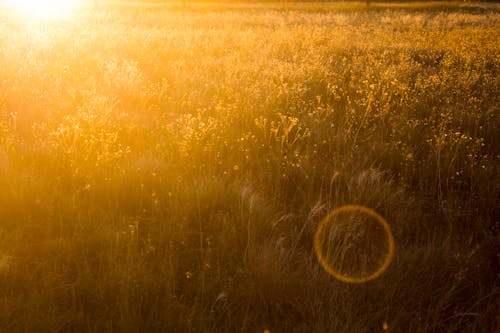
[0,2,498,332]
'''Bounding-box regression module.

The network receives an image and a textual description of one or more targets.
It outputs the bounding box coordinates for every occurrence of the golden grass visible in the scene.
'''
[0,2,498,332]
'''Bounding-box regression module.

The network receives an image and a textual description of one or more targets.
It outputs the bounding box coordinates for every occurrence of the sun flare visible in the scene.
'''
[8,0,80,20]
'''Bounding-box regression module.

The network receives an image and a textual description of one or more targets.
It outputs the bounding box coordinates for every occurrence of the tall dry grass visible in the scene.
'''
[0,2,498,332]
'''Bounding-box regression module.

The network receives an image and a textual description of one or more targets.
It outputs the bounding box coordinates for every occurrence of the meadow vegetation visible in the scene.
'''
[0,2,498,332]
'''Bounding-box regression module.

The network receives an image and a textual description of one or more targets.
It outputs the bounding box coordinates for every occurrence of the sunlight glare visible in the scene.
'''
[8,0,80,20]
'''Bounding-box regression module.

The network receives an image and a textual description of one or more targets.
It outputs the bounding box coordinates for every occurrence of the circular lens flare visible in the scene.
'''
[314,205,395,283]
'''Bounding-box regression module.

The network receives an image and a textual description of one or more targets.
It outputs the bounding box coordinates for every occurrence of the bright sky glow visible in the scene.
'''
[7,0,81,20]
